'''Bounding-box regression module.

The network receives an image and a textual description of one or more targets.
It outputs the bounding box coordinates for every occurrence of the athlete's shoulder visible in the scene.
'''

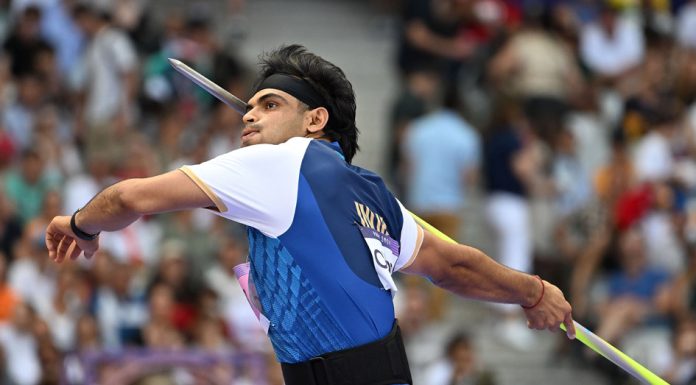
[349,163,390,190]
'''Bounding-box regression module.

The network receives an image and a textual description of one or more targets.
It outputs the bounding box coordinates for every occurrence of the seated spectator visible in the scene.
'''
[659,244,696,322]
[90,254,148,349]
[0,302,41,385]
[204,237,265,351]
[387,64,438,197]
[596,228,671,345]
[148,239,200,337]
[0,254,18,323]
[580,3,644,83]
[74,314,101,352]
[22,191,61,252]
[142,284,185,351]
[0,186,22,263]
[423,332,496,385]
[663,317,696,385]
[403,83,481,240]
[489,5,584,144]
[39,266,89,352]
[8,239,55,321]
[2,5,52,77]
[397,277,455,385]
[396,0,473,81]
[676,0,696,50]
[631,105,680,184]
[3,73,45,152]
[3,149,59,224]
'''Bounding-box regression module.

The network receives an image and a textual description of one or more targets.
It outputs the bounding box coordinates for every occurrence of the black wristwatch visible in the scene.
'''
[70,209,100,241]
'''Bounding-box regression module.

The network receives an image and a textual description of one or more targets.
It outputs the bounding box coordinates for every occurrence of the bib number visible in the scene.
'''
[358,226,400,294]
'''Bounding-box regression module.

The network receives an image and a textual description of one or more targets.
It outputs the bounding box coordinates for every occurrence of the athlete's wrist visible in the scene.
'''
[521,275,544,309]
[70,209,100,241]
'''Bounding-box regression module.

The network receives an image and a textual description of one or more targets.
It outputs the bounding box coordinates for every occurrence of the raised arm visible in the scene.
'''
[45,170,214,262]
[402,230,576,338]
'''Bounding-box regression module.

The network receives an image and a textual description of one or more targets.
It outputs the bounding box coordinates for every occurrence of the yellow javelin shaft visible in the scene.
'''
[408,211,669,385]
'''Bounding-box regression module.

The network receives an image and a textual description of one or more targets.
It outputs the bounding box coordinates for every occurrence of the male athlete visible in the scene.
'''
[46,45,575,385]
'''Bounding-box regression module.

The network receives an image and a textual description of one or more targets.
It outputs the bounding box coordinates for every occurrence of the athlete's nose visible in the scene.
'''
[243,109,257,124]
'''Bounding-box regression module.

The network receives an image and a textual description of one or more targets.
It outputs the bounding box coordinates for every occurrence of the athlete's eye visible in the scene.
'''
[265,102,278,109]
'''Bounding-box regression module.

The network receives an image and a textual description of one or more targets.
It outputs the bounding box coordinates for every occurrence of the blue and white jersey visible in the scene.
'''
[181,137,424,363]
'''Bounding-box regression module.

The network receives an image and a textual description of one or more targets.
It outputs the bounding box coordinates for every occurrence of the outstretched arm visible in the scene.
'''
[402,230,576,338]
[45,170,214,262]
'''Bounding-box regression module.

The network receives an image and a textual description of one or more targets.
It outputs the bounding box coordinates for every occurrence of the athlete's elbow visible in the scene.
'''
[430,263,473,294]
[117,179,152,215]
[430,249,482,295]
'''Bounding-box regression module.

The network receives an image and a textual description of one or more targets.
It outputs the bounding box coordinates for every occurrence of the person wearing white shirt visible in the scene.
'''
[0,303,41,385]
[676,0,696,49]
[580,5,644,80]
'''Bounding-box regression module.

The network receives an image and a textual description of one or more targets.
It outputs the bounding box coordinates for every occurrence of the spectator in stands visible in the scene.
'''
[23,191,61,255]
[4,149,59,224]
[580,3,644,84]
[424,332,496,385]
[2,6,52,78]
[148,239,200,337]
[596,228,671,345]
[72,1,138,161]
[40,266,86,352]
[90,254,147,348]
[387,63,438,197]
[403,82,481,240]
[676,0,696,50]
[482,100,539,349]
[3,72,46,152]
[142,283,185,350]
[635,107,680,187]
[0,254,18,323]
[0,186,23,262]
[204,237,265,351]
[489,4,584,144]
[663,317,696,384]
[74,314,101,351]
[660,244,696,323]
[0,302,41,385]
[398,278,455,385]
[396,0,473,82]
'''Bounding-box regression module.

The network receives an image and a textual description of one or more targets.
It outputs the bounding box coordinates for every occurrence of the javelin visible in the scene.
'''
[169,58,248,115]
[168,57,670,385]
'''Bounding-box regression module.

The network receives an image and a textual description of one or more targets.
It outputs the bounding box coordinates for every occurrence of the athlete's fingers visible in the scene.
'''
[46,230,56,260]
[56,235,73,263]
[55,235,65,262]
[82,241,98,259]
[549,321,560,333]
[67,241,82,260]
[564,312,576,340]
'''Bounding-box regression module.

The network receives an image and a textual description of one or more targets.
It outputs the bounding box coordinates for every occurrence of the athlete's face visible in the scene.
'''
[242,89,320,147]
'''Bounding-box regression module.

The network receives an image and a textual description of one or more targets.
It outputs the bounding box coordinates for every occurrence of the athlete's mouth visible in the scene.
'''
[241,128,259,142]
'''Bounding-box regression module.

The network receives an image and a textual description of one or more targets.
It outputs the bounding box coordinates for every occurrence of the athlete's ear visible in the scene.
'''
[305,107,329,134]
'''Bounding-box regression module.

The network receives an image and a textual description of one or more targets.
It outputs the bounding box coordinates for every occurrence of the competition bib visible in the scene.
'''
[233,262,270,334]
[358,225,399,295]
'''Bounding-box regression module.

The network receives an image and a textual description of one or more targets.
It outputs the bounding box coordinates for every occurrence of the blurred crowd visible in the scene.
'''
[0,0,287,384]
[391,0,696,384]
[0,0,695,384]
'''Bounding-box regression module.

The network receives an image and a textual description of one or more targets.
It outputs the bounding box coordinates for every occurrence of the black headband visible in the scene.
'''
[255,74,327,109]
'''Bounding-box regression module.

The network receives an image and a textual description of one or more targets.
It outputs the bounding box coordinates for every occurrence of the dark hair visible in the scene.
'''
[445,332,471,357]
[254,45,360,163]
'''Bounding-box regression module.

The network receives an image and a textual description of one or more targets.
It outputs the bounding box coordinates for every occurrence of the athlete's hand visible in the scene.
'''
[45,216,99,263]
[522,279,576,339]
